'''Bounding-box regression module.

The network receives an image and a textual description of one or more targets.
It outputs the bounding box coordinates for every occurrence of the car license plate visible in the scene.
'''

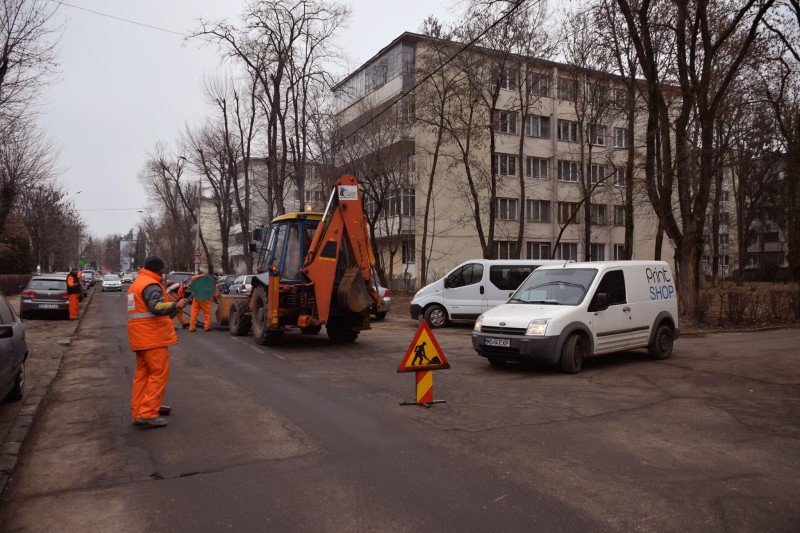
[484,337,510,347]
[38,304,59,309]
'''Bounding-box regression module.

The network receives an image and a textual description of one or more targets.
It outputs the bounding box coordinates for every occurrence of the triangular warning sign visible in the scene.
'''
[397,321,450,373]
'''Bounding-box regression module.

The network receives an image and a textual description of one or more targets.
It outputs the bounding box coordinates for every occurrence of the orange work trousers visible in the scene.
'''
[174,309,187,328]
[68,294,79,319]
[131,346,170,421]
[190,298,212,331]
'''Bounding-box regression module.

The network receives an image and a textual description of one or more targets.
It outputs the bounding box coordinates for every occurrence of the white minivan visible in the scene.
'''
[410,259,565,328]
[472,261,679,373]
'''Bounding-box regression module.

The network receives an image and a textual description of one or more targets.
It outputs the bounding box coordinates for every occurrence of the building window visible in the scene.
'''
[557,76,577,101]
[558,202,581,224]
[614,88,629,107]
[402,240,415,264]
[557,119,579,142]
[557,160,580,182]
[407,154,416,175]
[746,255,759,268]
[720,212,730,225]
[720,190,729,202]
[590,204,607,225]
[526,157,549,179]
[499,67,518,90]
[494,153,517,176]
[304,189,325,204]
[526,199,550,222]
[497,198,519,220]
[527,73,549,97]
[613,127,628,148]
[718,233,729,246]
[556,242,579,260]
[494,241,518,259]
[613,167,628,187]
[614,205,625,226]
[527,241,551,259]
[588,163,606,184]
[590,125,606,146]
[525,115,550,138]
[388,187,415,216]
[589,243,606,261]
[613,244,625,260]
[764,231,780,243]
[496,111,518,134]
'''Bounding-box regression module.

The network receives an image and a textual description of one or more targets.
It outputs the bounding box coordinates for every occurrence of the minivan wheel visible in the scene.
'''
[423,304,448,328]
[560,333,586,374]
[648,324,674,360]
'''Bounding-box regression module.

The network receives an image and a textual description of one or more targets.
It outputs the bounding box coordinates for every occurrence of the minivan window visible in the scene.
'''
[511,268,597,305]
[446,263,484,288]
[592,270,626,306]
[489,265,535,291]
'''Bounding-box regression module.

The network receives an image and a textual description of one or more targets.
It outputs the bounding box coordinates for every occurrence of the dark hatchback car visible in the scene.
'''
[0,289,27,402]
[19,276,70,319]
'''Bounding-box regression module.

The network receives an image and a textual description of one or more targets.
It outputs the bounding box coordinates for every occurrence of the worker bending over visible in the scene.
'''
[189,271,218,332]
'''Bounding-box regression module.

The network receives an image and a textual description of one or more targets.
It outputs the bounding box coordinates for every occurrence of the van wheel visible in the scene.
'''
[648,324,674,360]
[560,333,586,374]
[424,304,448,328]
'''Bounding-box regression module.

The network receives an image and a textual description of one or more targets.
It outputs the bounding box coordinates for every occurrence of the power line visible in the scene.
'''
[52,0,189,37]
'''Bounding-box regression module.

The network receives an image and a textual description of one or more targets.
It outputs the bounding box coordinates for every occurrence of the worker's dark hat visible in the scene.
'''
[144,255,165,272]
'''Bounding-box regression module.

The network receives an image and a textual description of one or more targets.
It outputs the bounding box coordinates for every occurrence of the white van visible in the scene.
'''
[410,259,565,328]
[472,261,679,373]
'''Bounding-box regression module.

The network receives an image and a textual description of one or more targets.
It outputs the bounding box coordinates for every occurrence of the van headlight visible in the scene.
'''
[474,314,484,332]
[525,319,549,336]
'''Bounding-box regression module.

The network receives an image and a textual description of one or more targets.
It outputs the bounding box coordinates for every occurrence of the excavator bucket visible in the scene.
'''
[337,266,375,313]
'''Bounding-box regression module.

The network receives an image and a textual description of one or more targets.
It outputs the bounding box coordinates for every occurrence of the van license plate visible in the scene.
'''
[484,337,510,347]
[38,304,59,309]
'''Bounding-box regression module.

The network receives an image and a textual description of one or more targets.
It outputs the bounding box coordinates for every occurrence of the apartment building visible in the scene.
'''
[333,32,668,288]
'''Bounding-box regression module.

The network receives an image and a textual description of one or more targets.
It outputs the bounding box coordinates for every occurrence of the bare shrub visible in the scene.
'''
[727,291,748,324]
[696,293,714,323]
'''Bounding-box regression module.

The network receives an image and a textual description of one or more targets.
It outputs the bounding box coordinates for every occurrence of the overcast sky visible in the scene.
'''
[38,0,456,239]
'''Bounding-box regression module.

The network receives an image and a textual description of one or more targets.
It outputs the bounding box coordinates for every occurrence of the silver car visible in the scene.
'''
[0,289,26,402]
[372,282,392,320]
[101,274,122,292]
[232,275,254,296]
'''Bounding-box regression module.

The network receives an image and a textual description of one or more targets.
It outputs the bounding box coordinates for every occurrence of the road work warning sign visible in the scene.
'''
[397,321,450,373]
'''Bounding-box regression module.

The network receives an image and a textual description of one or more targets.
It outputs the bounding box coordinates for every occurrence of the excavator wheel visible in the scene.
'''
[228,299,251,336]
[251,285,284,346]
[301,325,322,335]
[326,322,359,343]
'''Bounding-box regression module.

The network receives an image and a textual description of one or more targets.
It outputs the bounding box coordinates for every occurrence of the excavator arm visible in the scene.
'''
[302,175,378,323]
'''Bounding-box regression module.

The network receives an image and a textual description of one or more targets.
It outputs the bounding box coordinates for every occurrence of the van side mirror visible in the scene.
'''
[592,292,609,312]
[444,277,453,289]
[0,325,13,339]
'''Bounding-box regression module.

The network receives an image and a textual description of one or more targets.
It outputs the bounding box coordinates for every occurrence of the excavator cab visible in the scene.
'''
[259,213,321,283]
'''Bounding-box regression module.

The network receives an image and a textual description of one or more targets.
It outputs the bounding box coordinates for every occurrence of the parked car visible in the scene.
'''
[370,272,392,320]
[81,270,95,287]
[101,274,122,292]
[121,273,134,283]
[231,275,254,296]
[216,274,237,294]
[0,289,27,402]
[19,275,70,319]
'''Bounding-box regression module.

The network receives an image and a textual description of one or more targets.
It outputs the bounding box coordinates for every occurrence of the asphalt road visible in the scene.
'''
[0,287,798,532]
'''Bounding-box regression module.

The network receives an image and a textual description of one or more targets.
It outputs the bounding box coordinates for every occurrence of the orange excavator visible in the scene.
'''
[224,175,382,345]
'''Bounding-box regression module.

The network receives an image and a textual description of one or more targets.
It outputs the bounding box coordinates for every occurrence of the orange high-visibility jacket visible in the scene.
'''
[127,269,178,351]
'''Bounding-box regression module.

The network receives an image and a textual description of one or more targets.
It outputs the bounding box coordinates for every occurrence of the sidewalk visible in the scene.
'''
[0,292,84,494]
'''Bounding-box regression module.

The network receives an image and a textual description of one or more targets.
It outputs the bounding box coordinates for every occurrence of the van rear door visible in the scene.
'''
[443,262,485,319]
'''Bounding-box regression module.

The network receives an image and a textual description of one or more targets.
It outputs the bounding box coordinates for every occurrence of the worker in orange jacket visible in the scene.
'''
[66,266,81,319]
[166,280,189,329]
[189,271,218,332]
[127,255,187,428]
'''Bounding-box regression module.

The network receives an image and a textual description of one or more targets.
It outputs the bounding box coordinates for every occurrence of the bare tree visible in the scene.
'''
[614,0,776,316]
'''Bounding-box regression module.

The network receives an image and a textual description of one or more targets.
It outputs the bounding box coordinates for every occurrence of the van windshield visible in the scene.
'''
[509,268,597,305]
